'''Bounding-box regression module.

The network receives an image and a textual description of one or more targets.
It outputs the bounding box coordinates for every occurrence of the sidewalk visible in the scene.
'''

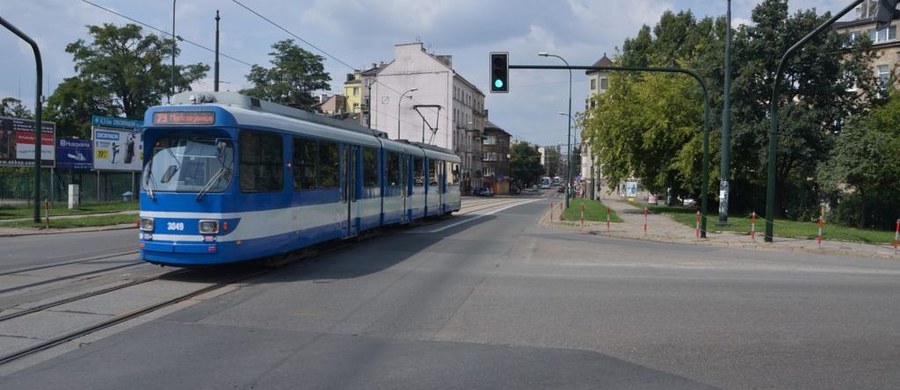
[547,193,899,260]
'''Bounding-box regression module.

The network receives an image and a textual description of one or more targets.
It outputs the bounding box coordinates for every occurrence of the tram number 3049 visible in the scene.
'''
[167,222,185,231]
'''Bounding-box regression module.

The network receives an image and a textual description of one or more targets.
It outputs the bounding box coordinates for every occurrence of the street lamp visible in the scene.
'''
[539,51,573,208]
[397,87,417,139]
[557,111,580,197]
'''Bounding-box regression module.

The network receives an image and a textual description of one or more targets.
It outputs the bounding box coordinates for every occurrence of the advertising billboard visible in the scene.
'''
[56,138,93,170]
[0,116,56,168]
[92,128,142,172]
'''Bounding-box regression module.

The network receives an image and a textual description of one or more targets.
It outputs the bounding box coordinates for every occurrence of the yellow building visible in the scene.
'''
[343,72,363,114]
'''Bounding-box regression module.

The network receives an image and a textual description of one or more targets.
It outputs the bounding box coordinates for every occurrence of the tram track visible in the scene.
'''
[0,249,141,277]
[0,268,190,323]
[0,232,360,367]
[0,266,270,366]
[0,258,145,296]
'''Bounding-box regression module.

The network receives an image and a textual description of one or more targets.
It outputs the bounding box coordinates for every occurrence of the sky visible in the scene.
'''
[0,0,850,146]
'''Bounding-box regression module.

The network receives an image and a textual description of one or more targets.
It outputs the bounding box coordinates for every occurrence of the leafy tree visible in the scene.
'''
[728,0,880,218]
[817,93,900,228]
[584,10,720,200]
[241,40,331,110]
[509,142,544,187]
[0,97,33,118]
[46,23,208,137]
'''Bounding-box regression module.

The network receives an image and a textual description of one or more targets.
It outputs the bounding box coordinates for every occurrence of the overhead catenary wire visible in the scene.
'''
[79,0,253,67]
[231,0,358,71]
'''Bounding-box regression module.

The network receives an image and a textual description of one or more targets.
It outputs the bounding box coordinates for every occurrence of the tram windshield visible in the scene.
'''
[143,136,234,194]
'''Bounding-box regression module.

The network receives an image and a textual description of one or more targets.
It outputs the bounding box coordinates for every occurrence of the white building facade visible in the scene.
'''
[371,42,485,191]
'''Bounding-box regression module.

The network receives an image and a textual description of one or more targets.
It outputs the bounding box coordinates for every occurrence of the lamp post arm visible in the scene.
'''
[764,0,863,242]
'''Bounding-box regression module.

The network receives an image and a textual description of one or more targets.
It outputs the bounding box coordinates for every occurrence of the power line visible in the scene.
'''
[231,0,357,71]
[79,0,253,67]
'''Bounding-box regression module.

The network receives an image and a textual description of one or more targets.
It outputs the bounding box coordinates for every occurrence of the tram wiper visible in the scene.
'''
[144,162,156,200]
[196,167,230,201]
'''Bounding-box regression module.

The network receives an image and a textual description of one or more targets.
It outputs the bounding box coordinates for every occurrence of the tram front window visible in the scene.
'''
[143,136,234,193]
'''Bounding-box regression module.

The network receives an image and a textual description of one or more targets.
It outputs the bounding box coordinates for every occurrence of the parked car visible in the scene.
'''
[557,184,566,193]
[472,187,494,197]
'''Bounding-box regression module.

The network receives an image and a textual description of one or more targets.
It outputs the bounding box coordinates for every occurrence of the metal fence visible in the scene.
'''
[0,168,139,206]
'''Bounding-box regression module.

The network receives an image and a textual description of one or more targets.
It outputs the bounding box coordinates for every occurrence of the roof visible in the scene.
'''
[484,120,511,138]
[586,54,614,75]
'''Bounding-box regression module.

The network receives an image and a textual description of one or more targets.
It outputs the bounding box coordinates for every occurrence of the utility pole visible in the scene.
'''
[214,10,220,92]
[719,0,732,224]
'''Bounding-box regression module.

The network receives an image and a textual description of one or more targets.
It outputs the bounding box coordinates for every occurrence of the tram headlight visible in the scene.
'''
[199,220,219,234]
[139,217,154,232]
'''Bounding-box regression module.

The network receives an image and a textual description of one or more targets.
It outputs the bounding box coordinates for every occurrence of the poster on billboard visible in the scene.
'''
[0,116,56,168]
[56,138,93,170]
[92,127,142,172]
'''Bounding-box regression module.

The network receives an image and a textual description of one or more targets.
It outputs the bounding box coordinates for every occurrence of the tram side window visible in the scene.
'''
[387,152,401,186]
[447,163,460,187]
[413,157,424,187]
[362,147,378,188]
[429,160,438,186]
[239,131,283,192]
[318,141,339,189]
[293,137,316,190]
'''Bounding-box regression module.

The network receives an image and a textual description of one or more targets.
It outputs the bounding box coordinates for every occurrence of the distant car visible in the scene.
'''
[472,187,494,197]
[557,184,566,193]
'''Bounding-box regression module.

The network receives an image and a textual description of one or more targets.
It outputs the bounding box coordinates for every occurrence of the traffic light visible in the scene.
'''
[490,52,508,93]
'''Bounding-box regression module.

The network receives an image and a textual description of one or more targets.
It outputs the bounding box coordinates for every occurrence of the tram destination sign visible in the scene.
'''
[152,111,216,125]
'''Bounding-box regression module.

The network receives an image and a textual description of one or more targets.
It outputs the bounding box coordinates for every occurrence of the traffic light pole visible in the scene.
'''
[509,64,711,238]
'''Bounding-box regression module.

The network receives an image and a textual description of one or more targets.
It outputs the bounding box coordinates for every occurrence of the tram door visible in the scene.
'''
[400,155,410,223]
[342,145,359,237]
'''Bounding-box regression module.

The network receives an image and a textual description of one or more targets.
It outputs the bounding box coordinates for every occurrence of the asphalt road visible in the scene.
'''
[0,229,137,272]
[2,199,899,389]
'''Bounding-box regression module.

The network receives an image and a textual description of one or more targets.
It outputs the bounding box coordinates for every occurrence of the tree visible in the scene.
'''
[583,10,719,200]
[46,23,208,137]
[0,97,32,118]
[728,0,881,218]
[241,40,331,111]
[509,142,544,187]
[817,92,900,228]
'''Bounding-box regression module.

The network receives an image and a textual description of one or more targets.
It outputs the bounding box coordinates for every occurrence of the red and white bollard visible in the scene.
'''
[643,208,648,235]
[695,211,701,238]
[44,199,50,228]
[549,202,553,222]
[606,207,611,232]
[750,212,757,241]
[559,202,564,221]
[579,202,585,228]
[817,217,824,249]
[893,219,899,255]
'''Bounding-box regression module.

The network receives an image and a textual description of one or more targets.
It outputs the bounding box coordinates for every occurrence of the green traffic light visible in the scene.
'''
[494,79,504,89]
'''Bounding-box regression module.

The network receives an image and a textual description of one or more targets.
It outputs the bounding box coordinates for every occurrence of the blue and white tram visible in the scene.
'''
[138,92,461,266]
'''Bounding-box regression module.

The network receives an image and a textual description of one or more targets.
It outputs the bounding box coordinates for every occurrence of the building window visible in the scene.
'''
[352,87,359,96]
[600,78,608,90]
[590,79,596,90]
[877,64,890,86]
[868,25,896,43]
[484,135,497,145]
